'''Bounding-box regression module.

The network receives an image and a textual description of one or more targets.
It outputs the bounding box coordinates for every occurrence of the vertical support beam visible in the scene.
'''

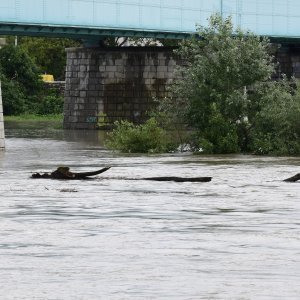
[0,80,5,150]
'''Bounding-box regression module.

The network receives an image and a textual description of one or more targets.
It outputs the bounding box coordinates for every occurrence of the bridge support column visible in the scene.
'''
[276,44,300,78]
[63,47,178,129]
[0,81,5,150]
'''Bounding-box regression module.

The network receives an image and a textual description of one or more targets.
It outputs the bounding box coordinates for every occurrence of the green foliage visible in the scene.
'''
[0,44,64,116]
[0,45,42,92]
[0,75,26,115]
[203,106,240,154]
[158,14,300,155]
[35,93,64,115]
[249,79,300,155]
[4,113,63,122]
[190,105,240,154]
[191,137,214,154]
[0,45,43,115]
[18,37,80,80]
[33,89,64,115]
[173,14,274,151]
[106,118,175,153]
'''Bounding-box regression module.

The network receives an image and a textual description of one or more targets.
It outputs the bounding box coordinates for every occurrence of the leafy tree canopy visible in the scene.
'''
[157,14,300,155]
[16,37,80,80]
[0,44,63,115]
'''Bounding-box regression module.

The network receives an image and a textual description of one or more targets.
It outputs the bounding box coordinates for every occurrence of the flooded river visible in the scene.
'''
[0,123,300,299]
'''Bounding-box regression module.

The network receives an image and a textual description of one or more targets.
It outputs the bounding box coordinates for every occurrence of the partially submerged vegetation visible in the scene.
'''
[106,118,176,153]
[108,15,300,155]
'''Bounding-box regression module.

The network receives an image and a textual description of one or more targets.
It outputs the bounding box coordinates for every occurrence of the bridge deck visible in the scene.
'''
[0,0,300,40]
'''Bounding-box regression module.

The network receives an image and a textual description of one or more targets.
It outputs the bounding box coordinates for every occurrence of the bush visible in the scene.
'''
[0,45,65,116]
[0,45,42,93]
[0,45,43,115]
[0,75,27,115]
[249,80,300,155]
[35,94,64,115]
[106,118,176,153]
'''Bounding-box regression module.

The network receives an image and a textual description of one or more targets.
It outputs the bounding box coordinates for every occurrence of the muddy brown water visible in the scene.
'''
[0,123,299,299]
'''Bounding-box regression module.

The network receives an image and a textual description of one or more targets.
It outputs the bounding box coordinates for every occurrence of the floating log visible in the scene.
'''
[32,166,110,180]
[143,176,212,182]
[283,173,300,182]
[31,166,211,182]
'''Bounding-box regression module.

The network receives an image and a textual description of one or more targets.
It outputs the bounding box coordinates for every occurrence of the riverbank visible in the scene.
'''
[4,114,63,122]
[4,114,63,130]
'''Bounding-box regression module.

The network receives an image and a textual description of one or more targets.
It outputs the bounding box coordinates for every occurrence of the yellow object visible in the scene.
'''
[41,74,54,82]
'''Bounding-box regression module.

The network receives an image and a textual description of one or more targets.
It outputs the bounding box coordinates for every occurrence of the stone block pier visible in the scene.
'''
[63,47,179,129]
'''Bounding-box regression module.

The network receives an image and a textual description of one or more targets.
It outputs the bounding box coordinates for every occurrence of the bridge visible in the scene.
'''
[0,0,300,41]
[1,0,300,143]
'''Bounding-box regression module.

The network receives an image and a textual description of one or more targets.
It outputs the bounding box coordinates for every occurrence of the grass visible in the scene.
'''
[4,114,64,130]
[4,113,63,122]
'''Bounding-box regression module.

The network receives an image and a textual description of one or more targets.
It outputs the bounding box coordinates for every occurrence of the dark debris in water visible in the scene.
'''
[59,188,78,193]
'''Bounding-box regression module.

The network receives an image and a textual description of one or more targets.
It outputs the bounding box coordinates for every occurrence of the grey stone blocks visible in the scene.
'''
[63,47,179,129]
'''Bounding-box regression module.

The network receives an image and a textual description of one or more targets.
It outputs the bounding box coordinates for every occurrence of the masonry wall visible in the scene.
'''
[275,44,300,78]
[63,47,178,129]
[43,81,65,97]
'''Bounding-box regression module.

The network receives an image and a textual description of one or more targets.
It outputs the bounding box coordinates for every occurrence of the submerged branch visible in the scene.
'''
[143,176,212,182]
[283,173,300,182]
[31,167,211,183]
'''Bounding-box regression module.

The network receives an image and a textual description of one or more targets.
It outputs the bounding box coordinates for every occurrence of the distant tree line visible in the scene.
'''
[0,37,79,115]
[5,36,80,80]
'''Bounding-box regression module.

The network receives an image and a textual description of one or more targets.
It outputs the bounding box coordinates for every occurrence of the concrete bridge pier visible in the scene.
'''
[0,81,5,150]
[63,47,178,129]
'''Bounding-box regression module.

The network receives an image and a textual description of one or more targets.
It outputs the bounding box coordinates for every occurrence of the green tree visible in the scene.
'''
[0,75,26,115]
[250,79,300,155]
[0,44,42,92]
[0,45,43,115]
[159,14,280,154]
[18,37,80,80]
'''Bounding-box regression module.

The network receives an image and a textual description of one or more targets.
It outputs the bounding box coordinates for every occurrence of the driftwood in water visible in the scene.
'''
[31,166,211,182]
[144,176,212,182]
[32,166,110,180]
[283,173,300,182]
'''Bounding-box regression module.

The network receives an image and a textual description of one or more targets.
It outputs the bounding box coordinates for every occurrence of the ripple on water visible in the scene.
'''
[0,133,300,299]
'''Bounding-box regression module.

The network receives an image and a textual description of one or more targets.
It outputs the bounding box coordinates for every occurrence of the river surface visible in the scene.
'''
[0,123,300,299]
